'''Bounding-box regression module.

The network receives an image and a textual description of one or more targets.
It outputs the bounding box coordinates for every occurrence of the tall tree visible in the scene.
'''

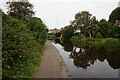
[85,16,100,37]
[61,25,74,38]
[98,19,112,38]
[6,0,34,20]
[109,7,120,23]
[72,11,99,37]
[75,11,92,37]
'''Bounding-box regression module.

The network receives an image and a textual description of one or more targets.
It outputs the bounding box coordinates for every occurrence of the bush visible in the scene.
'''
[27,17,48,45]
[115,34,120,38]
[55,32,61,37]
[2,14,43,78]
[70,36,81,44]
[105,38,118,45]
[61,25,74,38]
[85,37,96,41]
[71,35,119,46]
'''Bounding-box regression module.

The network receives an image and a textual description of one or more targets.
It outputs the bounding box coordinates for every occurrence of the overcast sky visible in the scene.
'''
[0,0,120,29]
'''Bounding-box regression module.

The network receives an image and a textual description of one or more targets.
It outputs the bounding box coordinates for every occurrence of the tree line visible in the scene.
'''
[55,7,120,45]
[56,7,120,45]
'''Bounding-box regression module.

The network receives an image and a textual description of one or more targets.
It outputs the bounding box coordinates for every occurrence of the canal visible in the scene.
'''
[52,39,120,78]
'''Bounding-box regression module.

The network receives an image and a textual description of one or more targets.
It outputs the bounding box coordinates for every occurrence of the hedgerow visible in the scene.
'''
[2,13,47,78]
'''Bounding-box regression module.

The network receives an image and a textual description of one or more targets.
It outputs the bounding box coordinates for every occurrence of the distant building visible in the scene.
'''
[48,28,60,34]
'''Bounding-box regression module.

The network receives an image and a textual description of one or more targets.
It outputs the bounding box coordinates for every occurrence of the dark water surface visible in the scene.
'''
[52,39,120,78]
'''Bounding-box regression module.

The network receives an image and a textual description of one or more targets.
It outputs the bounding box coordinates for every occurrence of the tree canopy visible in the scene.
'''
[6,1,34,20]
[74,11,92,36]
[27,17,48,44]
[71,11,99,37]
[98,19,112,38]
[109,7,120,23]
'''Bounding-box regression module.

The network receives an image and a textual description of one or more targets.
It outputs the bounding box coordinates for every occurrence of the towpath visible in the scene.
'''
[32,40,71,78]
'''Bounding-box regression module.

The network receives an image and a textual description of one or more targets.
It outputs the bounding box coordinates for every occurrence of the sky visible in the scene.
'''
[0,0,120,29]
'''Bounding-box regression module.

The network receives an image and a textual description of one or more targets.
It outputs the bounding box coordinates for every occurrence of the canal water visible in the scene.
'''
[52,39,120,78]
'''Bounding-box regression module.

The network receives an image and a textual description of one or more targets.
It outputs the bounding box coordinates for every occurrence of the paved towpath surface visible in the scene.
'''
[32,40,71,78]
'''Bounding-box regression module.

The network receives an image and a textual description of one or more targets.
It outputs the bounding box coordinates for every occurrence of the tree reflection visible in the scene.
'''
[54,39,120,69]
[70,45,120,69]
[70,46,97,69]
[54,38,73,52]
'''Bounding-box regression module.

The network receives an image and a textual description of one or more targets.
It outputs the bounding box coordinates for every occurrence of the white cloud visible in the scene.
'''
[29,0,120,3]
[0,0,120,29]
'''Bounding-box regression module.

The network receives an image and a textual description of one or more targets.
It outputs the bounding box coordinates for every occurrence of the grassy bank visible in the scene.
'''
[70,36,119,46]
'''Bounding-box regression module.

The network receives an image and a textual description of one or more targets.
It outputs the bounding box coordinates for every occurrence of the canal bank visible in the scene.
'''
[32,40,71,78]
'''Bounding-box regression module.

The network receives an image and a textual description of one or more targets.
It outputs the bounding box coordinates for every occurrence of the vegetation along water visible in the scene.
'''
[50,5,120,78]
[1,0,120,79]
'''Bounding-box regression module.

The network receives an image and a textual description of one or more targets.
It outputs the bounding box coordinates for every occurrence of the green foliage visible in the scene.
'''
[2,13,46,78]
[98,19,112,38]
[3,0,47,78]
[108,26,120,38]
[74,11,92,37]
[55,32,61,37]
[115,34,120,38]
[86,23,100,37]
[0,9,2,30]
[70,36,81,44]
[61,25,74,38]
[70,10,120,38]
[62,9,120,41]
[48,33,56,40]
[0,9,2,16]
[61,8,120,45]
[71,36,119,46]
[72,11,100,37]
[109,7,120,23]
[86,38,119,46]
[6,1,34,20]
[105,38,118,45]
[84,16,99,37]
[27,17,48,45]
[85,37,96,41]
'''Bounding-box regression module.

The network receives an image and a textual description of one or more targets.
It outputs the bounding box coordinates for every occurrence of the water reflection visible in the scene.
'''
[54,39,120,70]
[54,38,73,52]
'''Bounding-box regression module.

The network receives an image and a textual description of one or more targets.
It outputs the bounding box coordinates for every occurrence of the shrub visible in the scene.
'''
[115,34,120,38]
[105,38,118,45]
[85,37,96,41]
[2,14,42,78]
[70,36,81,44]
[27,17,48,45]
[71,36,119,46]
